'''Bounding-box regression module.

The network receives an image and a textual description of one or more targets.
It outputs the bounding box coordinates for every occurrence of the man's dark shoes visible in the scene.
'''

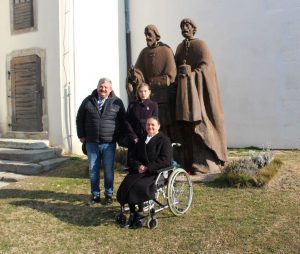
[88,195,101,205]
[103,195,113,206]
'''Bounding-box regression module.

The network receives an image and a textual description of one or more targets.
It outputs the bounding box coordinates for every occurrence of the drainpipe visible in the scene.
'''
[124,0,132,69]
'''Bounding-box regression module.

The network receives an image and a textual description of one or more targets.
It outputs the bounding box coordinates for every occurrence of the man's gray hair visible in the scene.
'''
[98,77,112,88]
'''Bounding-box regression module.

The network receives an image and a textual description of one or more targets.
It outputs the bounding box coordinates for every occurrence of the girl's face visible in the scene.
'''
[146,118,160,137]
[138,86,151,101]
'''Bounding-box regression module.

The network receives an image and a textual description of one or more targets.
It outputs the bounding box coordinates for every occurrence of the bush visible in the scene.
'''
[226,159,259,176]
[250,149,273,168]
[213,150,282,188]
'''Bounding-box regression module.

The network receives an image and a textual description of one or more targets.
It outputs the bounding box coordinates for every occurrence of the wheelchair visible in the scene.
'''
[116,144,193,229]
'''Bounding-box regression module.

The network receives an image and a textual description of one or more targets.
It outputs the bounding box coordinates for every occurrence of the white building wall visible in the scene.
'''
[0,0,64,147]
[129,0,300,149]
[72,0,127,153]
[0,0,11,137]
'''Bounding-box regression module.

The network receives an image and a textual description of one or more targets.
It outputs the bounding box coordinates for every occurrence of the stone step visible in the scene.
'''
[0,147,62,163]
[0,157,68,175]
[0,138,49,150]
[3,131,48,140]
[0,171,28,188]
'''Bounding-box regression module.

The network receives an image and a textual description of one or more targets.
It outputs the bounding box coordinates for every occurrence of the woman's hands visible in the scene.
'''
[138,165,147,174]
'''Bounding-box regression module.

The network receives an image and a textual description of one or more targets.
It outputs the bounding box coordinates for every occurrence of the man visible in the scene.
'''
[175,18,228,174]
[76,77,125,205]
[127,24,177,139]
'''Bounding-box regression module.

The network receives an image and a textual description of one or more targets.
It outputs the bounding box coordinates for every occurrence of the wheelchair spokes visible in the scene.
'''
[167,168,193,216]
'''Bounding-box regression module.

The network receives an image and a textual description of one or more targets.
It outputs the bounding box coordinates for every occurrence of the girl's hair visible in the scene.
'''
[136,82,151,98]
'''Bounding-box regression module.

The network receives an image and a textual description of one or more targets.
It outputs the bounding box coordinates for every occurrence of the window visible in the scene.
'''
[11,0,36,33]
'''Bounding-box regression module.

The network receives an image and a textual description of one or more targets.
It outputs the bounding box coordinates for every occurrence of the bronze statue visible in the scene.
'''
[127,24,177,138]
[175,18,228,174]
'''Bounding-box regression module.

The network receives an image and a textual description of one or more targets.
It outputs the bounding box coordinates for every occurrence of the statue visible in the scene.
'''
[126,67,145,102]
[175,18,228,174]
[126,24,177,139]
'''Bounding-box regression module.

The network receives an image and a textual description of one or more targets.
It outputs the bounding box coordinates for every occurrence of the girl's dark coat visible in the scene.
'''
[125,99,158,143]
[117,132,172,205]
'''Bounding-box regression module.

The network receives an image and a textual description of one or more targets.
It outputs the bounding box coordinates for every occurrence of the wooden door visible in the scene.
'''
[11,54,43,131]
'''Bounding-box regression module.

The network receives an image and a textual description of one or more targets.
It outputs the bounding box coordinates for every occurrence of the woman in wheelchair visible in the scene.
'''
[117,117,172,229]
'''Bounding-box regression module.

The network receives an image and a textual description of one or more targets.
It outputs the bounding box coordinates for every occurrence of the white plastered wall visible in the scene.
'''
[0,0,64,147]
[72,0,127,154]
[129,0,300,148]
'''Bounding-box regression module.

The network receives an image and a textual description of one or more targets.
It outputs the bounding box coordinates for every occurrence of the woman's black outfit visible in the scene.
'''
[117,132,172,228]
[125,99,158,164]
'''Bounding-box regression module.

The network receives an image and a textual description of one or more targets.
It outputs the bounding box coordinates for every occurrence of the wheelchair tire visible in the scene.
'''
[147,218,158,229]
[167,168,193,216]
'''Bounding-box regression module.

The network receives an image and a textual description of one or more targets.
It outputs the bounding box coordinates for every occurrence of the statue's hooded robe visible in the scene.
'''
[175,39,228,163]
[130,41,177,127]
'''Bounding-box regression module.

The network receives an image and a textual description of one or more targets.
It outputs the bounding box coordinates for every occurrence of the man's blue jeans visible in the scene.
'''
[86,142,116,198]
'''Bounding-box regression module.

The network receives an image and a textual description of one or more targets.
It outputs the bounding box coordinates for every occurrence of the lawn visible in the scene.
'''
[0,150,299,253]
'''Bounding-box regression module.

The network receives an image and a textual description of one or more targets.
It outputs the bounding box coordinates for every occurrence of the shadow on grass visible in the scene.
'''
[11,200,118,227]
[41,158,90,179]
[0,189,120,227]
[42,156,126,180]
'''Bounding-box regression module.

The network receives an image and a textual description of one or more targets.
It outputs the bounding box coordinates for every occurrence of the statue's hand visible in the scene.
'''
[200,64,207,72]
[179,63,192,77]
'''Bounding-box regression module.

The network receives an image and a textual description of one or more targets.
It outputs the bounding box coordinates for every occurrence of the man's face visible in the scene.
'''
[97,82,112,99]
[181,22,194,39]
[145,29,157,47]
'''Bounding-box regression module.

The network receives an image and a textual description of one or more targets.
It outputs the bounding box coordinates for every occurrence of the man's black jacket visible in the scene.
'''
[76,89,126,143]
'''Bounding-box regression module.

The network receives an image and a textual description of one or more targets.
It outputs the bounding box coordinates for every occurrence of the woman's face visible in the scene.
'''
[138,86,151,101]
[146,118,160,137]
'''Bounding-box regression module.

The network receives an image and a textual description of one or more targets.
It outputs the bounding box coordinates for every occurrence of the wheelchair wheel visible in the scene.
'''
[147,218,158,229]
[167,168,193,216]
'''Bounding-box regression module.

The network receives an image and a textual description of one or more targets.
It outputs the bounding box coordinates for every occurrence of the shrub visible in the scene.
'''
[213,150,281,188]
[250,148,273,168]
[226,159,259,176]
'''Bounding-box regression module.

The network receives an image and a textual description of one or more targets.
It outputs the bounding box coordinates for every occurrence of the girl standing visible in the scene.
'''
[125,83,158,161]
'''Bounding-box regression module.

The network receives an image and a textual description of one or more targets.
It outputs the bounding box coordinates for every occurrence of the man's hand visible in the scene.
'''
[79,137,86,143]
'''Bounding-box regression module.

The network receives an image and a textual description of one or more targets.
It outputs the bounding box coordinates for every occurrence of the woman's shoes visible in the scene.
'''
[129,212,143,229]
[121,213,134,228]
[120,212,143,229]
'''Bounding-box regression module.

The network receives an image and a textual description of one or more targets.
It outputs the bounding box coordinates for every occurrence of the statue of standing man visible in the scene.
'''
[127,25,177,139]
[175,18,228,174]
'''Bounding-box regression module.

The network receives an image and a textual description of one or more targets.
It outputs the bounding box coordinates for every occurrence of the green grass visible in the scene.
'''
[0,150,300,253]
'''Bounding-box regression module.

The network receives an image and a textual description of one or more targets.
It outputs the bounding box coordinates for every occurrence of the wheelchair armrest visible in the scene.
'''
[122,167,130,172]
[156,166,174,173]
